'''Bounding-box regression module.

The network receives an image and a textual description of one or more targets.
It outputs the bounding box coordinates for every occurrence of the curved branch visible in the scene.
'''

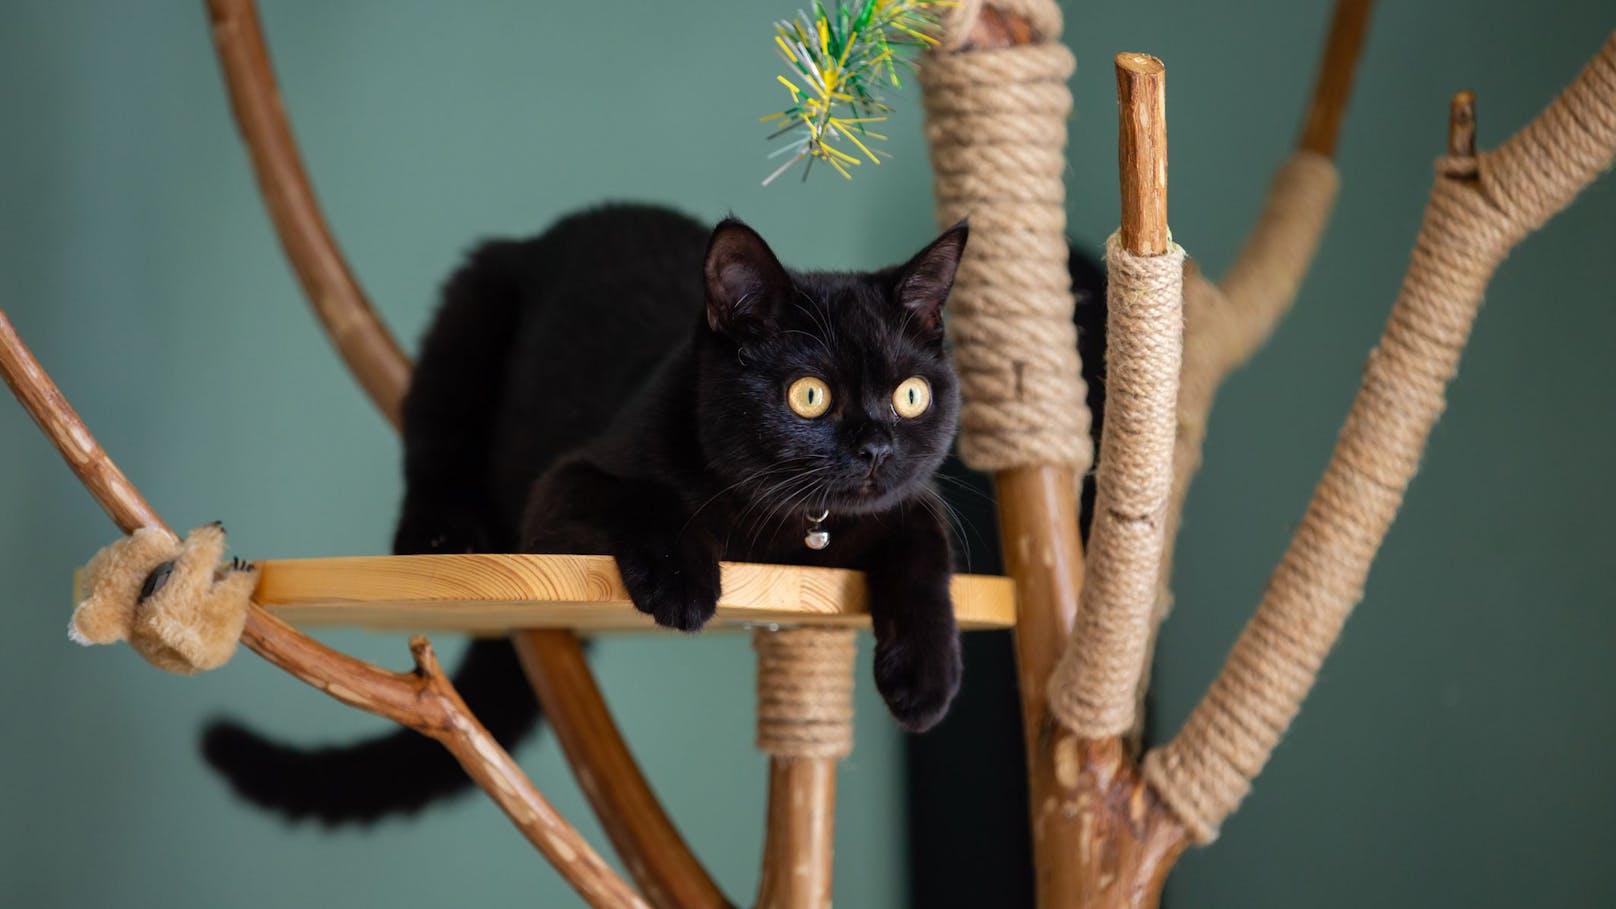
[204,3,727,900]
[205,0,410,428]
[1297,0,1375,157]
[0,309,646,909]
[514,631,733,909]
[1145,33,1616,843]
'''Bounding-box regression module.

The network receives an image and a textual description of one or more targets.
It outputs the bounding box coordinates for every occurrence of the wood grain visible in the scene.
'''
[1115,53,1169,257]
[755,758,838,909]
[248,554,1016,633]
[205,0,410,428]
[1297,0,1376,157]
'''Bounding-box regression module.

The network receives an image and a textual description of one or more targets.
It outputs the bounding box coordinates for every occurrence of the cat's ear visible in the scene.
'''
[704,218,790,339]
[893,220,969,336]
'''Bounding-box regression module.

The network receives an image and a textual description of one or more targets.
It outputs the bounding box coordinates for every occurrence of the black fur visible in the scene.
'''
[204,204,973,823]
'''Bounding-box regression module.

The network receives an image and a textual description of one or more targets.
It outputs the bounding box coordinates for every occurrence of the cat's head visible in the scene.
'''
[695,217,967,518]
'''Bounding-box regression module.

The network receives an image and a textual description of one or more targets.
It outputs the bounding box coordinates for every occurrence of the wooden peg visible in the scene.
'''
[1116,53,1169,256]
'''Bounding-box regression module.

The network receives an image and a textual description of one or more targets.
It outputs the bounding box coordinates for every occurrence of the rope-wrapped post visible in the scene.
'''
[920,4,1099,903]
[753,627,857,909]
[1048,55,1185,739]
[1145,33,1616,844]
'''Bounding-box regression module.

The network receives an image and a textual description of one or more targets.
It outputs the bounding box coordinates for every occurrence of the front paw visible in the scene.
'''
[615,546,721,633]
[394,499,496,555]
[874,625,962,732]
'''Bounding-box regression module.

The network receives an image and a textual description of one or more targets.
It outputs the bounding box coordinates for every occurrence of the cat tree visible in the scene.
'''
[4,0,1614,906]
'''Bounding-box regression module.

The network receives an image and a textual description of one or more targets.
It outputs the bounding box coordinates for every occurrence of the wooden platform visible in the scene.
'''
[248,554,1016,634]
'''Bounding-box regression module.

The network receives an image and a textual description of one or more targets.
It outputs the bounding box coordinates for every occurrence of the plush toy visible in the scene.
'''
[71,523,255,674]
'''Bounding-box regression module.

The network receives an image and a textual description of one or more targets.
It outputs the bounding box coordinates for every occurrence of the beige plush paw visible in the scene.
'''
[72,524,256,674]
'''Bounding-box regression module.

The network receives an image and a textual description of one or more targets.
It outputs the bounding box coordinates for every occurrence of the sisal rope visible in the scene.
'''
[1048,237,1185,736]
[920,0,1091,474]
[753,627,857,760]
[1132,152,1341,726]
[1144,33,1616,843]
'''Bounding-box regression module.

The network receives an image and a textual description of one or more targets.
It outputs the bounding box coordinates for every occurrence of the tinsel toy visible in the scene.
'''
[761,0,949,185]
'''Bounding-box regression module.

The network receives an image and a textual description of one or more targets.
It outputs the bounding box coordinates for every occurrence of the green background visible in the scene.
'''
[2,2,1612,906]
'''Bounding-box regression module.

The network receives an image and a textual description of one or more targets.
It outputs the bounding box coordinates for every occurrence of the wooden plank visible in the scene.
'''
[236,554,1014,633]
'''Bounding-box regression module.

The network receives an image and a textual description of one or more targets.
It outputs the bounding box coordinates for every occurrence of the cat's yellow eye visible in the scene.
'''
[893,376,931,418]
[787,376,832,418]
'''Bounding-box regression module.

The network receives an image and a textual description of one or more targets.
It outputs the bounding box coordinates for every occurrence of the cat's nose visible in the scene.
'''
[858,439,893,471]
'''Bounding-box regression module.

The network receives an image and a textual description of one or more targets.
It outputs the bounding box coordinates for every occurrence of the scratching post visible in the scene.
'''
[753,627,857,909]
[1144,34,1616,843]
[5,1,1613,905]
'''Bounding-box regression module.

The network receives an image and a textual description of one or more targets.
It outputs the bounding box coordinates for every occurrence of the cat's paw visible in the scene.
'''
[874,626,962,732]
[615,546,721,633]
[393,500,496,555]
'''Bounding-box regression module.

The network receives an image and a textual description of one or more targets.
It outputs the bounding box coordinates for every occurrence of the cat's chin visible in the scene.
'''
[827,480,923,516]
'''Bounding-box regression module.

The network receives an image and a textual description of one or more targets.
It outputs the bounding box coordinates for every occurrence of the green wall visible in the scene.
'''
[1,2,1611,907]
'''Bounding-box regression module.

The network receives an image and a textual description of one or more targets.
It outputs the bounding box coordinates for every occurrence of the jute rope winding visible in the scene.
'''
[1145,33,1616,844]
[1130,153,1341,724]
[754,628,857,759]
[1049,236,1185,736]
[921,0,1091,473]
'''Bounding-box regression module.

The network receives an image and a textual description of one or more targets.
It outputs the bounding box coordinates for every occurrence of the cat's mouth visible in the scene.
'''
[827,472,911,513]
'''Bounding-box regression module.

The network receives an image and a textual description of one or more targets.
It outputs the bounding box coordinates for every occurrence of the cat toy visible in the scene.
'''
[761,0,949,185]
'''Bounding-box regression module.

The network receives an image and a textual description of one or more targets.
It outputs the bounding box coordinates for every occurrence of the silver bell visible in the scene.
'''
[805,528,830,550]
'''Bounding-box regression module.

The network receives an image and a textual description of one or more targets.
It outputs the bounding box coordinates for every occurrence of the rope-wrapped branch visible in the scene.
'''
[753,627,857,909]
[1151,152,1341,639]
[1049,234,1184,737]
[921,0,1090,474]
[754,628,857,760]
[1145,32,1616,844]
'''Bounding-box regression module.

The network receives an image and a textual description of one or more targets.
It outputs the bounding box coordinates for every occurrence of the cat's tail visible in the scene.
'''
[203,241,542,824]
[201,639,536,823]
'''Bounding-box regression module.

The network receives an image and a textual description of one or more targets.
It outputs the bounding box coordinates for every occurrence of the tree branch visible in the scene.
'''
[205,0,410,428]
[203,1,727,899]
[1136,0,1371,735]
[0,308,647,909]
[1047,54,1183,739]
[1145,33,1616,844]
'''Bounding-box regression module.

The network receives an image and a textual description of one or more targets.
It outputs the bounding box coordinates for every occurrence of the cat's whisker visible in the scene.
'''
[918,485,977,573]
[932,471,998,505]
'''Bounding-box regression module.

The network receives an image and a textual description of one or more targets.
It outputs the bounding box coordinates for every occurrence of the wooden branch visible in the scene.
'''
[0,315,164,532]
[751,627,856,909]
[1449,90,1477,159]
[0,308,646,909]
[1048,51,1185,736]
[756,759,838,909]
[944,8,1098,906]
[205,0,410,428]
[1146,32,1616,843]
[1297,0,1375,156]
[1115,53,1169,256]
[1019,51,1191,909]
[514,630,733,909]
[202,2,733,896]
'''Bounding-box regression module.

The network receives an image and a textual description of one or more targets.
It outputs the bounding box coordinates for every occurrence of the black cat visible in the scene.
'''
[204,204,972,822]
